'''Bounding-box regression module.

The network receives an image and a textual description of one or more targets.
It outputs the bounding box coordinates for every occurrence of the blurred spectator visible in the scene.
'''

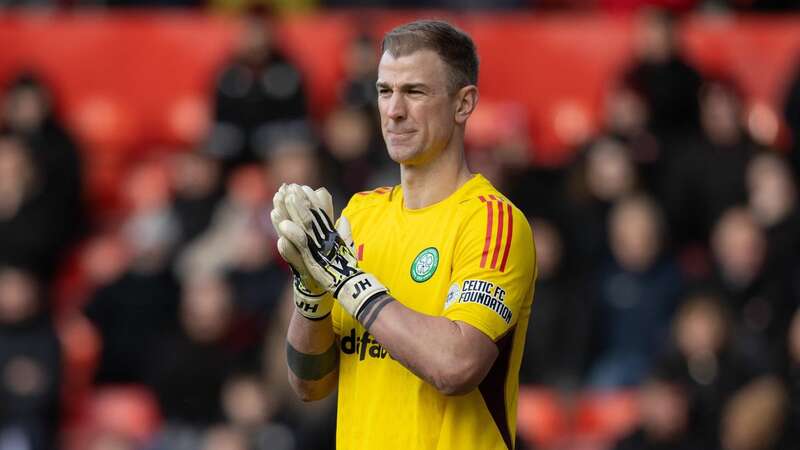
[602,87,662,196]
[466,100,533,195]
[0,267,61,450]
[147,275,236,427]
[506,164,567,226]
[338,33,378,112]
[563,137,639,273]
[655,292,770,447]
[224,220,285,366]
[519,217,588,388]
[200,425,249,450]
[209,11,309,168]
[83,273,179,384]
[177,164,268,278]
[783,60,800,177]
[80,233,131,292]
[263,136,321,191]
[719,377,787,450]
[170,151,224,246]
[174,158,282,367]
[778,308,800,447]
[621,9,703,144]
[0,73,83,249]
[221,373,295,450]
[319,106,396,206]
[0,132,67,279]
[83,194,181,384]
[708,207,794,358]
[587,194,682,387]
[664,79,757,248]
[612,375,701,450]
[746,153,800,286]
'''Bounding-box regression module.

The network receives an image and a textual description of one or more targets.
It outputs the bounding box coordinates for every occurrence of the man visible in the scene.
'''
[271,20,536,450]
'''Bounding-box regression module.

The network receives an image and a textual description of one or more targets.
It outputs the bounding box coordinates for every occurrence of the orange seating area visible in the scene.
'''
[2,12,799,172]
[518,387,640,449]
[63,384,162,450]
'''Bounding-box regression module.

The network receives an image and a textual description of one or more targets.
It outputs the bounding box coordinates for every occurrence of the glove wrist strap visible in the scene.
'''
[335,272,388,318]
[294,282,334,320]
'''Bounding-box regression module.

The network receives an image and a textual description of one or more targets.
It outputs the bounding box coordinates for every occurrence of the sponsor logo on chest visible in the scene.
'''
[340,328,393,361]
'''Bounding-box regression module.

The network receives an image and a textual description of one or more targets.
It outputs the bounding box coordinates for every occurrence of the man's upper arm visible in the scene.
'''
[443,198,536,342]
[453,319,500,369]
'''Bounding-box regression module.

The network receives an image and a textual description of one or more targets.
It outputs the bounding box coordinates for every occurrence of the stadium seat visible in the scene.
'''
[574,389,639,443]
[86,385,162,442]
[517,387,569,449]
[62,384,162,450]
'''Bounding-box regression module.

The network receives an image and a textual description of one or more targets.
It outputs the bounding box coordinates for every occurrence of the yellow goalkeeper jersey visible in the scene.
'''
[331,174,536,450]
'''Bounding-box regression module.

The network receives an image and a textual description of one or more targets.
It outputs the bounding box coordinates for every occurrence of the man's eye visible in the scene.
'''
[408,90,423,95]
[378,89,391,95]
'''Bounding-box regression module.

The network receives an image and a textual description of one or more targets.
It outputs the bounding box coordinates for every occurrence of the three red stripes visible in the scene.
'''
[479,195,514,272]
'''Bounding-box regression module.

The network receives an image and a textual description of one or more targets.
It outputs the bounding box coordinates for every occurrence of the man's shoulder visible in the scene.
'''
[343,186,397,216]
[455,177,534,259]
[456,176,524,220]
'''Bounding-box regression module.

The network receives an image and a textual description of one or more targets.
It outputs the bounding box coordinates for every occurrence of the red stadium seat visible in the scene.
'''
[574,389,639,443]
[62,384,162,450]
[87,385,162,441]
[68,96,140,150]
[517,387,569,449]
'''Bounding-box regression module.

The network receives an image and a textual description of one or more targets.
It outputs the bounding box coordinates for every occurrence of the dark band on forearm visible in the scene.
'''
[286,340,339,381]
[357,294,394,330]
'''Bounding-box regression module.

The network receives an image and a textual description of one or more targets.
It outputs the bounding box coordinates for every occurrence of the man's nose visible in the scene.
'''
[386,93,406,121]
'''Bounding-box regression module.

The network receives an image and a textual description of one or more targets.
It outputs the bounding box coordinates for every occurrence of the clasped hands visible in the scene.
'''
[270,184,388,322]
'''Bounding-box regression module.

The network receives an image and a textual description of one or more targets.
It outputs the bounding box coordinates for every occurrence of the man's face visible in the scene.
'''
[377,50,459,166]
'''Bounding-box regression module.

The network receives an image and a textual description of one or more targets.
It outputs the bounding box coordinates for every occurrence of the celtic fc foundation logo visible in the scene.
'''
[411,247,439,283]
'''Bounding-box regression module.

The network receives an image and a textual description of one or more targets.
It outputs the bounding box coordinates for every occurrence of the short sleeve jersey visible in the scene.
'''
[331,174,536,450]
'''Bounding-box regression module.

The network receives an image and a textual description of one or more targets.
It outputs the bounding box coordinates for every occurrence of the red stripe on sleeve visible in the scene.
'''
[480,201,493,268]
[357,244,364,261]
[499,204,514,272]
[490,200,504,269]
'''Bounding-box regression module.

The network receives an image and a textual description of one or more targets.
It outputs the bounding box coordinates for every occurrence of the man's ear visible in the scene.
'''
[454,85,478,125]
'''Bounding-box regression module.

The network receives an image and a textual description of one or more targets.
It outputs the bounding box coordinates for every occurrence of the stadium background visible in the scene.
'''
[1,1,799,449]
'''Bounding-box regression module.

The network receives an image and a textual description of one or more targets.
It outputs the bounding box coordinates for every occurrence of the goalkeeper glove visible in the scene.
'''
[270,184,334,320]
[279,185,388,321]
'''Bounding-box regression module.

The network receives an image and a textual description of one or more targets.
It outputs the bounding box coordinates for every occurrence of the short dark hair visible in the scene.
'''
[381,20,478,92]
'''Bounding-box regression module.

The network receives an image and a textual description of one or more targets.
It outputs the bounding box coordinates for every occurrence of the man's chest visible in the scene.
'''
[351,210,463,316]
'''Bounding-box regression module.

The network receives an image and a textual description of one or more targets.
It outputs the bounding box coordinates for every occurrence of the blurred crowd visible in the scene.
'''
[1,6,800,450]
[0,0,799,13]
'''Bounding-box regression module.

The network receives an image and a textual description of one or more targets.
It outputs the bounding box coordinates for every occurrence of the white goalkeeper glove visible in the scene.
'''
[278,185,388,321]
[270,184,334,320]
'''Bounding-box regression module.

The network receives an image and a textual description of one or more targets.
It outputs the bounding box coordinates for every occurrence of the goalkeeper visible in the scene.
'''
[271,20,536,450]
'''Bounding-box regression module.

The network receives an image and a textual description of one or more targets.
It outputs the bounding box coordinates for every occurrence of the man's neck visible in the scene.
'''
[400,145,472,210]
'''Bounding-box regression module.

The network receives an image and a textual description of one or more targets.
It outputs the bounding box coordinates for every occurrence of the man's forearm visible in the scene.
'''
[286,308,339,401]
[360,295,497,395]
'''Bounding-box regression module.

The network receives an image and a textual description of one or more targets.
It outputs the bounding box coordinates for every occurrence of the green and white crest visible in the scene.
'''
[411,247,439,283]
